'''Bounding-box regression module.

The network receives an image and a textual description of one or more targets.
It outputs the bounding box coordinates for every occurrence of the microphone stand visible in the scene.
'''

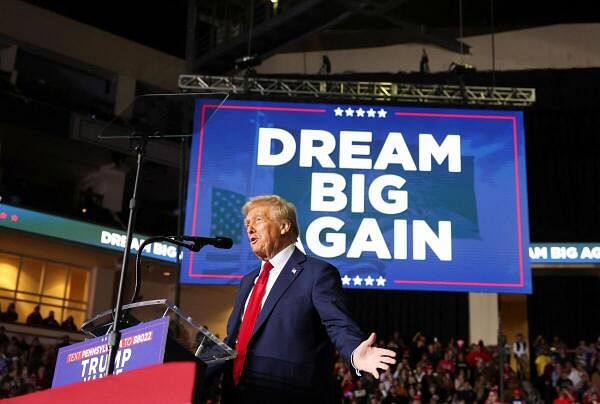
[129,236,203,345]
[130,236,202,305]
[106,136,147,376]
[100,92,229,376]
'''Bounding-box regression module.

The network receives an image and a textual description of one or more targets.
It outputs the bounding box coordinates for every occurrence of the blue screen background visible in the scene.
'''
[180,99,531,293]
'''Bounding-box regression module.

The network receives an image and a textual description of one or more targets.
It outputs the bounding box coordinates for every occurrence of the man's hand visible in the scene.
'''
[352,333,396,377]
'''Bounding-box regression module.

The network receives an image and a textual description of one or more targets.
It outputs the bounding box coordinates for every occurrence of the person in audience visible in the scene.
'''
[455,350,471,381]
[556,364,575,394]
[535,348,552,378]
[551,336,568,354]
[388,331,405,356]
[427,340,442,367]
[553,387,576,404]
[16,336,29,352]
[25,306,43,326]
[591,361,600,391]
[586,341,598,371]
[23,337,43,374]
[578,367,592,397]
[583,387,599,404]
[576,340,590,368]
[353,379,368,404]
[410,332,428,369]
[0,349,9,376]
[564,360,582,390]
[436,349,456,375]
[42,311,59,328]
[56,335,70,350]
[1,303,18,323]
[512,333,528,379]
[466,343,492,368]
[484,388,501,403]
[533,334,548,356]
[60,315,77,332]
[5,336,21,358]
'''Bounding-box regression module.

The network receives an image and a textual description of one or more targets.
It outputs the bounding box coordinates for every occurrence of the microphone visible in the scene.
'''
[176,235,233,249]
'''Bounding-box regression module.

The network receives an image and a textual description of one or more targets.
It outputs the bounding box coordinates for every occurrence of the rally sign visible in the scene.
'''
[181,99,531,293]
[52,317,169,388]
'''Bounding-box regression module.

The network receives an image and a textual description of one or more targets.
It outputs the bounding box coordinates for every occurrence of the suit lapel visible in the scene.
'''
[251,248,306,338]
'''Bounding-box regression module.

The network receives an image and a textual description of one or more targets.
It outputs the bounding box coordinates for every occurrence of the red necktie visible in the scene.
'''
[233,261,273,385]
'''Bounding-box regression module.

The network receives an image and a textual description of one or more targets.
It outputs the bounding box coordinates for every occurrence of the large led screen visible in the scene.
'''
[181,98,531,293]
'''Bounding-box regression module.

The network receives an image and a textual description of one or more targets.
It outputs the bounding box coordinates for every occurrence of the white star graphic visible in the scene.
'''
[352,275,363,286]
[356,108,365,117]
[334,107,344,117]
[341,275,351,286]
[377,108,387,118]
[367,108,376,118]
[376,276,386,286]
[345,107,354,117]
[364,275,374,286]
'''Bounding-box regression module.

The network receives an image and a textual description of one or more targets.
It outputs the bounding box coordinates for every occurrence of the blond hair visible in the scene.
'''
[242,195,299,240]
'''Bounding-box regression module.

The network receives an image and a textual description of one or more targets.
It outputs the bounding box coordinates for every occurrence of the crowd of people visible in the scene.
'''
[0,303,19,323]
[334,332,516,404]
[0,303,79,331]
[333,332,600,404]
[1,314,598,403]
[0,303,79,398]
[530,335,600,404]
[0,325,70,398]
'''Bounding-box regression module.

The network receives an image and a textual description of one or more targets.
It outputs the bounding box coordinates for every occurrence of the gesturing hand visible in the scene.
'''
[352,333,396,377]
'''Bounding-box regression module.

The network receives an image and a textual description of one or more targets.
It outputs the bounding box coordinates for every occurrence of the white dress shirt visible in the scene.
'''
[242,243,296,316]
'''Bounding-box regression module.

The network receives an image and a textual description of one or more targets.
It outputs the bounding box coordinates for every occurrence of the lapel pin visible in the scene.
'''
[291,268,297,275]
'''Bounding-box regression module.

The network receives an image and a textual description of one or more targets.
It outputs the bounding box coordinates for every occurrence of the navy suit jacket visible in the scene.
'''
[222,247,364,398]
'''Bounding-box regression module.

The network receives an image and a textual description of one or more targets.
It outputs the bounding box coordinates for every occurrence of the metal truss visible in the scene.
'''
[178,75,536,107]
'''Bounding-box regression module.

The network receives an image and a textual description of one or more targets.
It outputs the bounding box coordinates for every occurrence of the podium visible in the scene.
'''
[8,362,197,404]
[52,300,235,402]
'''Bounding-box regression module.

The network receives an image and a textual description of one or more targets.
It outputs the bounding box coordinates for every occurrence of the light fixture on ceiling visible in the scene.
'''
[234,54,260,71]
[449,62,476,75]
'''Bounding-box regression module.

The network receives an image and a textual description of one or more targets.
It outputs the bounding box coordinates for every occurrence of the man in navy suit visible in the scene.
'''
[221,195,396,403]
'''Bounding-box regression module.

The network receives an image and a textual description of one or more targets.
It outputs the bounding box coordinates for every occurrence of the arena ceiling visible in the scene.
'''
[22,0,600,73]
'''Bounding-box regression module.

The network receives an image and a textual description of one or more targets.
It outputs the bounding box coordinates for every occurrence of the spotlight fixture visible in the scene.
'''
[449,62,476,75]
[270,0,279,13]
[234,54,261,71]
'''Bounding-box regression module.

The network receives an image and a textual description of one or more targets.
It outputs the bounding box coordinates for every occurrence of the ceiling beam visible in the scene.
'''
[343,0,470,54]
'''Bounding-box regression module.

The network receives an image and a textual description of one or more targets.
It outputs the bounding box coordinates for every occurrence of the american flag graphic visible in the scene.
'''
[210,187,245,244]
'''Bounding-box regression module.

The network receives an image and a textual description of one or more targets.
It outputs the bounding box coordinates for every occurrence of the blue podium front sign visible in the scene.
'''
[52,317,170,388]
